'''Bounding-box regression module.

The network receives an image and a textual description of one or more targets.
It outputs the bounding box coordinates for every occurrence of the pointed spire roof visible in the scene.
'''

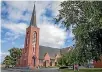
[30,3,37,27]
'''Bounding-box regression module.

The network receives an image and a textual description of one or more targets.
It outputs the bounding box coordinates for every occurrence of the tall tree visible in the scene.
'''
[56,1,102,63]
[3,55,12,68]
[8,47,22,66]
[3,47,22,67]
[58,48,79,66]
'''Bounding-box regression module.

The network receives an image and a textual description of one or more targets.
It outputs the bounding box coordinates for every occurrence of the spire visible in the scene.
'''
[30,2,37,27]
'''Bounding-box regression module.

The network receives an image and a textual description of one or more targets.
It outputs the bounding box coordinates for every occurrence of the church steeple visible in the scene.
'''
[30,3,36,27]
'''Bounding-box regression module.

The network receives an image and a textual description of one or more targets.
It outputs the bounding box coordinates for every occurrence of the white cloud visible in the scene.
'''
[0,52,9,63]
[2,23,28,35]
[4,1,52,23]
[2,22,67,48]
[2,22,28,42]
[6,1,31,11]
[69,25,75,38]
[66,25,75,38]
[2,19,67,48]
[20,44,24,48]
[0,40,7,44]
[38,22,67,48]
[0,52,9,57]
[51,1,62,16]
[3,1,61,23]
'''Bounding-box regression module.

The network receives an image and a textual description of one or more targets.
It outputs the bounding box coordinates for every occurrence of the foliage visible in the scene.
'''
[3,55,12,67]
[56,1,102,63]
[3,47,22,67]
[58,48,79,66]
[8,48,22,66]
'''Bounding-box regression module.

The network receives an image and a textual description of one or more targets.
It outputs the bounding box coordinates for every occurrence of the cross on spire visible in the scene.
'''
[30,2,37,27]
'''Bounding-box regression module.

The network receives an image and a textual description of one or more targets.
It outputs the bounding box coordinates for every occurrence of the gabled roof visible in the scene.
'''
[60,47,72,54]
[39,46,60,59]
[39,46,73,59]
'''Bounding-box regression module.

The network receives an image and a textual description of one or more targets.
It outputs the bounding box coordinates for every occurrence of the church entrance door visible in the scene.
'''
[32,56,36,66]
[43,61,46,67]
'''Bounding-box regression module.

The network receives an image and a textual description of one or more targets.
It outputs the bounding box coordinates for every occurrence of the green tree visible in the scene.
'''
[56,1,102,63]
[3,47,22,67]
[57,54,67,66]
[58,49,79,66]
[3,55,12,68]
[8,47,22,66]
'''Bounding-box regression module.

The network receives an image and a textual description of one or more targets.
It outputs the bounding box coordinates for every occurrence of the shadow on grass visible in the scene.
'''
[60,68,102,72]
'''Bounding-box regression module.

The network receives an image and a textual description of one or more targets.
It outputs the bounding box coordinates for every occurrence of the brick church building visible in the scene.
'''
[16,4,71,69]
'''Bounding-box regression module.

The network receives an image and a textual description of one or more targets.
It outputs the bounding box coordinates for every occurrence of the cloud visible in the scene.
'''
[0,52,9,63]
[69,25,75,38]
[38,22,67,48]
[2,1,52,23]
[1,22,28,43]
[2,1,61,23]
[66,25,75,38]
[2,21,67,48]
[0,52,9,57]
[0,40,7,43]
[2,23,28,35]
[51,1,62,16]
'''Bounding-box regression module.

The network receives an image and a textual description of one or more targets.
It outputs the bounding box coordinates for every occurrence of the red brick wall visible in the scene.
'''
[44,53,50,61]
[93,56,102,68]
[93,60,102,68]
[17,26,40,69]
[44,53,50,67]
[26,26,39,68]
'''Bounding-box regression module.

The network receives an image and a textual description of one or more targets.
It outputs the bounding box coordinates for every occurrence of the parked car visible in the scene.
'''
[59,66,68,69]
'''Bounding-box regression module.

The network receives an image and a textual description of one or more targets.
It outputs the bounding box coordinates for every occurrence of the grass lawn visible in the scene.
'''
[60,68,102,72]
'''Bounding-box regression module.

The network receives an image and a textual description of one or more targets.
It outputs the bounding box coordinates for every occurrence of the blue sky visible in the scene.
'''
[1,1,75,63]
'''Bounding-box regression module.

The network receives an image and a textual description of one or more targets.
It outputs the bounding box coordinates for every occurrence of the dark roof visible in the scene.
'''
[39,46,60,59]
[60,47,72,54]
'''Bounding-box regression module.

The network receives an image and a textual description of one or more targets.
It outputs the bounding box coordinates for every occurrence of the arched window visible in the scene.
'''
[26,31,29,46]
[32,31,37,54]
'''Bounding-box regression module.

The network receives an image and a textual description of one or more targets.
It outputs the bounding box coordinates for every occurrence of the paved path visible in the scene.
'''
[1,68,61,72]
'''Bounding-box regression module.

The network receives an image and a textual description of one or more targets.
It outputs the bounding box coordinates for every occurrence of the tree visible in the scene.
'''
[58,48,79,66]
[8,47,22,66]
[3,55,12,68]
[57,54,67,66]
[56,1,102,63]
[3,47,22,67]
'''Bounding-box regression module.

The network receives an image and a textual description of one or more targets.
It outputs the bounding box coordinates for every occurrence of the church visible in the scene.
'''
[16,4,71,69]
[16,3,102,69]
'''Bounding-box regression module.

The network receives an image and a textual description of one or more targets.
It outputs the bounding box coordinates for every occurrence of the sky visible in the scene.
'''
[1,1,75,63]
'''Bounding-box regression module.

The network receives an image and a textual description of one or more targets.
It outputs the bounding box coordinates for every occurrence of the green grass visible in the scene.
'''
[60,68,102,72]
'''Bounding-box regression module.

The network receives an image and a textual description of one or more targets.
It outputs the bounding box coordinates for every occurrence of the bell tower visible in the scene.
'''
[24,3,39,69]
